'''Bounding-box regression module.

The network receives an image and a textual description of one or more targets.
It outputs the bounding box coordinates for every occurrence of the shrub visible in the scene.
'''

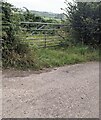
[2,1,38,69]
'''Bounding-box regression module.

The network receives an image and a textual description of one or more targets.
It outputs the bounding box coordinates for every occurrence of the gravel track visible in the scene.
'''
[2,62,99,118]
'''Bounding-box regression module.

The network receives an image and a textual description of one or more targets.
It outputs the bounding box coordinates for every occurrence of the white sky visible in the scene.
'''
[6,0,70,13]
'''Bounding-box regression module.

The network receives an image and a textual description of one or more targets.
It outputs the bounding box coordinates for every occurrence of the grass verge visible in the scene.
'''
[3,45,99,70]
[33,45,99,69]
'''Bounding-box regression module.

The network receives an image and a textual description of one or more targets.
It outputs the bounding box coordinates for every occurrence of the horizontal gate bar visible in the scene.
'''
[20,22,66,26]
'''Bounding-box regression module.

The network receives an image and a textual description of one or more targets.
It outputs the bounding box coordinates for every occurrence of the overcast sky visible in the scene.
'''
[6,0,70,13]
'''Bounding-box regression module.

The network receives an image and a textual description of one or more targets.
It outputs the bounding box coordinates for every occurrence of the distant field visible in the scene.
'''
[43,17,62,23]
[30,10,65,20]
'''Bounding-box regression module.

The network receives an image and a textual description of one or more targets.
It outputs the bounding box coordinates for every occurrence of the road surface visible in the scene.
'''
[2,62,99,118]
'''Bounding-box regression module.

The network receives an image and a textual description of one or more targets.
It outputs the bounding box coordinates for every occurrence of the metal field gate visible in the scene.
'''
[20,22,67,48]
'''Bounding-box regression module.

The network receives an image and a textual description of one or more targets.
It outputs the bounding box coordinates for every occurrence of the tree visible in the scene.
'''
[64,0,101,47]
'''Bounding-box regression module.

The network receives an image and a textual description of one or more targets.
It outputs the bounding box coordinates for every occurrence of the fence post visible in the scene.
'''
[44,32,47,48]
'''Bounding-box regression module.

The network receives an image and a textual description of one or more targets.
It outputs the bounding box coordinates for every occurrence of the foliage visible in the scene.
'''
[1,1,38,69]
[22,7,45,22]
[36,46,99,69]
[1,1,99,70]
[64,1,101,47]
[2,2,20,58]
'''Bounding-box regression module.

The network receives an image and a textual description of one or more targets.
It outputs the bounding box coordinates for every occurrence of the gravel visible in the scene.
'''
[2,62,99,118]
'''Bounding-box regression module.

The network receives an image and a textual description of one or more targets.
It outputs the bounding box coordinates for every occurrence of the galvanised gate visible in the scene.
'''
[20,22,67,48]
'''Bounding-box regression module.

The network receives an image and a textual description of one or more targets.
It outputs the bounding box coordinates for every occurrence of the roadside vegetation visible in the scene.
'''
[35,46,99,69]
[1,1,100,70]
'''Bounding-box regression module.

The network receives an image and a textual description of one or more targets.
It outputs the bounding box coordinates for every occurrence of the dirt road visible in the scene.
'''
[2,62,99,118]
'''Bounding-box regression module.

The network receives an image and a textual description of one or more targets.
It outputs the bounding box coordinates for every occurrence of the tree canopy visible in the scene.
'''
[64,1,101,47]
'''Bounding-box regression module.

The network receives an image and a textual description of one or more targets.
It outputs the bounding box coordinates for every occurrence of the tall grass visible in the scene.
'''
[3,44,99,70]
[35,45,99,69]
